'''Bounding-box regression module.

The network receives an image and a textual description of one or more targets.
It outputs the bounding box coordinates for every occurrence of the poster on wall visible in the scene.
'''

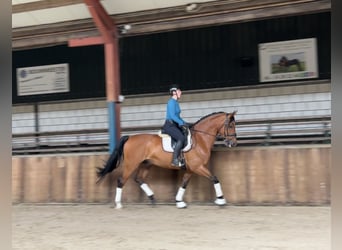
[17,63,69,96]
[258,38,318,82]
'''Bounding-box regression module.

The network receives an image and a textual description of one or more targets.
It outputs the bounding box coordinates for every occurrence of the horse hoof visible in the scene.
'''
[115,203,123,209]
[214,198,226,206]
[149,196,156,206]
[176,201,187,209]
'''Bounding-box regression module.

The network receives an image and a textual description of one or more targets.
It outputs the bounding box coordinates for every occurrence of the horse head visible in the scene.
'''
[279,56,288,66]
[217,111,238,147]
[191,111,238,148]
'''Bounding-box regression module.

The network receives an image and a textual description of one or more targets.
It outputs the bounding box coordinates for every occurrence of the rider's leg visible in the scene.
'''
[163,123,186,167]
[171,140,184,167]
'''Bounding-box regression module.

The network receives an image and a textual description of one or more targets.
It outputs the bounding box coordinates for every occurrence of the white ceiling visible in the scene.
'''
[12,0,216,29]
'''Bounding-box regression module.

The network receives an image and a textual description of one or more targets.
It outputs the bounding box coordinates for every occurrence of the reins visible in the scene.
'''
[190,128,217,137]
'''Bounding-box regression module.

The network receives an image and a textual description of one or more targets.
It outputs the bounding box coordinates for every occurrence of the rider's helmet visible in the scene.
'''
[169,84,180,95]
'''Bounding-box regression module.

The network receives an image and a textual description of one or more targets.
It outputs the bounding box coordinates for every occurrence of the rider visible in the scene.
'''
[162,85,189,167]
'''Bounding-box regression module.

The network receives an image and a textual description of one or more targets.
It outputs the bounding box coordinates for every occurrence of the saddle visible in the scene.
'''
[158,128,192,153]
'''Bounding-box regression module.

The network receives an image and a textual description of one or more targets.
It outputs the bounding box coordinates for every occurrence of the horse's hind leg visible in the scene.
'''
[115,161,141,209]
[115,178,124,209]
[175,172,192,208]
[134,163,156,206]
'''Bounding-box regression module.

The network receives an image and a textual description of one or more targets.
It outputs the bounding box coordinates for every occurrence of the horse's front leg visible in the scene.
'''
[193,166,227,206]
[175,172,192,208]
[210,176,227,206]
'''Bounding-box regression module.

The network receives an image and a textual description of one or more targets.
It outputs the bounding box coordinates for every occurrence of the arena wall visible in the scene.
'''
[12,145,330,205]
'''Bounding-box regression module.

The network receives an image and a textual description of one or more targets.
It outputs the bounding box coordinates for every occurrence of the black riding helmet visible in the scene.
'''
[169,84,180,95]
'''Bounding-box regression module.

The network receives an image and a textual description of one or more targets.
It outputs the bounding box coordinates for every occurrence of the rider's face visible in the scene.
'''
[176,89,182,98]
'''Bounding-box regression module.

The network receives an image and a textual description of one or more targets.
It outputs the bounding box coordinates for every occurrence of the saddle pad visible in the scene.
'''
[158,131,192,153]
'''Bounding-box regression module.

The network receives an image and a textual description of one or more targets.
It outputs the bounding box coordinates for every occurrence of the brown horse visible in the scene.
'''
[278,56,302,71]
[96,111,237,209]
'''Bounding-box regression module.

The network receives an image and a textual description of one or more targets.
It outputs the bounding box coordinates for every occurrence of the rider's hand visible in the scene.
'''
[185,122,193,127]
[181,124,188,132]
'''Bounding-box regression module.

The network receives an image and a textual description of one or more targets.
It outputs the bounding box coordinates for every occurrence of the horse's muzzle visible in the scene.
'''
[224,139,237,147]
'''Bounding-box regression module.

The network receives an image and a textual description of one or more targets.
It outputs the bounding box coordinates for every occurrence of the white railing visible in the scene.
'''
[12,81,331,154]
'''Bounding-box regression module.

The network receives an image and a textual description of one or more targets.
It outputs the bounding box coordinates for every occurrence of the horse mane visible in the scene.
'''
[191,111,226,127]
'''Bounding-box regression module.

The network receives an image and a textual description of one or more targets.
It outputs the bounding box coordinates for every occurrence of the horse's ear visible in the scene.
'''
[227,110,237,122]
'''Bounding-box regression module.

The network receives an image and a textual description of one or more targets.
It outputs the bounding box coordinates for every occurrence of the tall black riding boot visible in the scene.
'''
[171,140,184,167]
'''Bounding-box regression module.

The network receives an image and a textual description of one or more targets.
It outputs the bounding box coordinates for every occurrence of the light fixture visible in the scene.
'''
[185,3,198,12]
[123,24,131,31]
[118,24,132,34]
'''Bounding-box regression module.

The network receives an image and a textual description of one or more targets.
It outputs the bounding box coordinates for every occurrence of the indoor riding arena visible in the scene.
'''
[12,0,331,249]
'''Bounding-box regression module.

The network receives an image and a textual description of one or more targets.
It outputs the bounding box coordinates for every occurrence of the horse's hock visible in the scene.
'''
[12,145,331,205]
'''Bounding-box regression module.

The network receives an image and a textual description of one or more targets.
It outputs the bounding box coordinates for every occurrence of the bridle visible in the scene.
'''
[216,113,237,141]
[191,113,236,140]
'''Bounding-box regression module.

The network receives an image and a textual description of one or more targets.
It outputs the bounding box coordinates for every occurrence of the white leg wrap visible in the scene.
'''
[115,187,123,209]
[214,182,223,197]
[175,187,186,201]
[140,183,154,197]
[115,187,122,203]
[176,187,187,208]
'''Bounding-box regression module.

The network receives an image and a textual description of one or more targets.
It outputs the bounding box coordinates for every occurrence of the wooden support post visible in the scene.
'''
[68,0,121,152]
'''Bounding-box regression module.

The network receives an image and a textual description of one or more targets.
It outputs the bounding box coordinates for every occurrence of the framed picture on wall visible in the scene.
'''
[16,63,69,96]
[258,38,318,82]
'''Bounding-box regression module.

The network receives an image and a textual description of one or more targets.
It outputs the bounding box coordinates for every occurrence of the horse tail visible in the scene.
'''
[96,135,129,183]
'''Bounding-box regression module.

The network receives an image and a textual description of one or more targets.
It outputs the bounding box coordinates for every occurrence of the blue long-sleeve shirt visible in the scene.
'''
[166,98,185,126]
